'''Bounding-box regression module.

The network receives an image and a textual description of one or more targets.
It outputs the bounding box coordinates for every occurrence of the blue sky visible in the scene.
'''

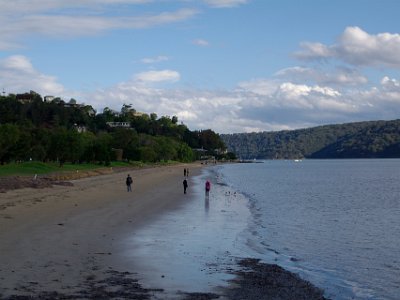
[1,0,400,133]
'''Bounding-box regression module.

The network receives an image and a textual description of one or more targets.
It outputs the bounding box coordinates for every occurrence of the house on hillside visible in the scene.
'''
[44,95,55,102]
[83,106,96,117]
[16,92,34,104]
[74,124,87,133]
[64,98,83,108]
[132,111,146,117]
[16,90,41,104]
[106,122,131,128]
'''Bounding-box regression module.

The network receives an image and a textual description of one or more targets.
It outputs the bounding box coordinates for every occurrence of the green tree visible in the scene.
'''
[139,146,157,162]
[150,113,157,121]
[68,129,86,163]
[80,132,97,163]
[155,136,177,161]
[0,124,20,163]
[196,129,226,152]
[49,128,71,166]
[177,143,194,162]
[94,132,113,165]
[0,96,22,124]
[12,127,33,161]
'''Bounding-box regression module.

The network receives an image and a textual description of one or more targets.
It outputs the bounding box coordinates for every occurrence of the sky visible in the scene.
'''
[0,0,400,134]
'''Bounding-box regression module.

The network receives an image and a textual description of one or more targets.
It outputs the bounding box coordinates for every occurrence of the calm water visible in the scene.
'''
[217,159,400,300]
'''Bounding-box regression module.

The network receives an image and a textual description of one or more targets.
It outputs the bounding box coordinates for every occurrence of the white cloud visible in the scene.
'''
[276,83,315,109]
[275,66,368,86]
[233,76,400,129]
[381,76,400,89]
[239,79,342,100]
[275,66,311,77]
[296,42,332,60]
[140,56,169,64]
[134,70,180,83]
[2,53,398,133]
[368,77,400,103]
[2,55,35,72]
[0,0,152,15]
[192,39,210,47]
[79,72,400,134]
[0,55,64,95]
[176,110,198,121]
[295,27,400,69]
[237,79,279,96]
[0,5,198,50]
[312,86,341,97]
[204,0,249,8]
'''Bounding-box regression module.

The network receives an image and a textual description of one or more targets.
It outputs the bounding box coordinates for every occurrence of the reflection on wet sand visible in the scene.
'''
[119,168,251,297]
[205,193,209,213]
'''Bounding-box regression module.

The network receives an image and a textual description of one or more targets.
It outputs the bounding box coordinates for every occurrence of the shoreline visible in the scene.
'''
[0,163,327,299]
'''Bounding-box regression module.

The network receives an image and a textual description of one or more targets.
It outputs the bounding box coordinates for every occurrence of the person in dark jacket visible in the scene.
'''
[183,178,188,194]
[126,174,133,192]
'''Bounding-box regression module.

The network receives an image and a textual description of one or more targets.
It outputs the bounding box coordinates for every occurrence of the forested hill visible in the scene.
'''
[220,119,400,159]
[0,91,227,165]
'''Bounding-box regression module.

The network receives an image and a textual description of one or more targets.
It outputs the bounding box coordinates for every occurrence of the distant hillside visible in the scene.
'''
[220,120,400,159]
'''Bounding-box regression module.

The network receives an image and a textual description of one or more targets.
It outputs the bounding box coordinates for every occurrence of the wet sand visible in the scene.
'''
[0,163,326,299]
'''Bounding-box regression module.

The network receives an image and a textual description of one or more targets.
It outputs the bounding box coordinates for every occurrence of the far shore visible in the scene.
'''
[0,162,326,299]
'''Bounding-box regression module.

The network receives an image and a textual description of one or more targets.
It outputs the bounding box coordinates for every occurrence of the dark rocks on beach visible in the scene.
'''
[0,176,73,193]
[224,258,327,300]
[182,292,221,299]
[2,270,162,300]
[2,259,328,300]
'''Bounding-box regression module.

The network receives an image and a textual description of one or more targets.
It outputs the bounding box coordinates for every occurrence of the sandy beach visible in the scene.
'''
[0,163,326,299]
[0,164,201,298]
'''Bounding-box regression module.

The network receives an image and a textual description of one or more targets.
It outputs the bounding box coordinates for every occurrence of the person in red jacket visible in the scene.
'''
[205,180,211,196]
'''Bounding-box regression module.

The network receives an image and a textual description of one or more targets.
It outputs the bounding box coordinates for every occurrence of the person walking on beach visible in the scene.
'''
[183,178,188,194]
[205,180,211,196]
[126,174,133,192]
[184,168,187,177]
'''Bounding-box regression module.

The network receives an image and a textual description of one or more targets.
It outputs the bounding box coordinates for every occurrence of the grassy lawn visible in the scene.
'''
[0,160,182,177]
[0,161,141,177]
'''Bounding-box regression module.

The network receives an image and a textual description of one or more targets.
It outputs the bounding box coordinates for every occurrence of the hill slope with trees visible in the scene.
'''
[0,91,227,165]
[221,119,400,159]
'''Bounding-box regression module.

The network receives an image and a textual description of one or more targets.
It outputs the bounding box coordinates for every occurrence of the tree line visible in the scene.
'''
[0,92,229,165]
[221,120,400,159]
